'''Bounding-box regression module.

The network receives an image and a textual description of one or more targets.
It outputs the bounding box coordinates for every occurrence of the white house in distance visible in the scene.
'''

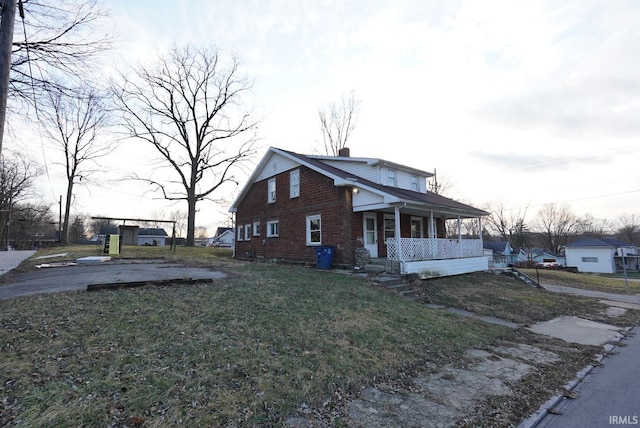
[137,228,169,246]
[565,238,638,273]
[208,227,234,248]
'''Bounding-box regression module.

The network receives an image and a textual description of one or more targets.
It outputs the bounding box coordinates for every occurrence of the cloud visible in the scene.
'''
[468,149,616,173]
[474,77,640,139]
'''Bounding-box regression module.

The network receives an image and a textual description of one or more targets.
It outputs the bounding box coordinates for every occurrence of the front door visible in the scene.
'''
[363,213,378,258]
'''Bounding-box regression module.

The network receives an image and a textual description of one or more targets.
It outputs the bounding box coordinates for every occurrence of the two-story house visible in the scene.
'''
[230,147,489,278]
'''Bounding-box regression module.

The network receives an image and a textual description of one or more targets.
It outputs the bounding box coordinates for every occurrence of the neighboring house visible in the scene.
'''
[532,251,565,267]
[208,227,235,248]
[565,238,638,273]
[137,228,169,246]
[483,241,518,267]
[230,147,489,278]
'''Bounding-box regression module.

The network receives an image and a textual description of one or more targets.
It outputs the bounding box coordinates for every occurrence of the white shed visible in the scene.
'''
[565,238,636,274]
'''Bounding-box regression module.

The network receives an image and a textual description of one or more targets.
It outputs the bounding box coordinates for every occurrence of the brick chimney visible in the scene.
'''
[338,147,350,157]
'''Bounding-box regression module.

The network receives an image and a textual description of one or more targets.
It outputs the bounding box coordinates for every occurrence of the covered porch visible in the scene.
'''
[357,201,488,279]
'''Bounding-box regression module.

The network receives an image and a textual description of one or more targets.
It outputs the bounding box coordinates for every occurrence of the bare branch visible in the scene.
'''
[111,44,259,245]
[318,90,360,156]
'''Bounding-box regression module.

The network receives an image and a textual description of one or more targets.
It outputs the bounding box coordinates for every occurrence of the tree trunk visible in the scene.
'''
[186,190,197,246]
[61,180,74,245]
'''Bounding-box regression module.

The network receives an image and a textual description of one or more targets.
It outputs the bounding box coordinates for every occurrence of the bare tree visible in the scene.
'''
[319,90,360,156]
[0,152,40,248]
[484,200,530,249]
[576,214,613,238]
[427,169,459,198]
[195,225,208,240]
[9,0,112,107]
[40,85,111,244]
[616,214,639,245]
[112,44,259,246]
[534,203,580,253]
[8,201,55,249]
[168,209,187,238]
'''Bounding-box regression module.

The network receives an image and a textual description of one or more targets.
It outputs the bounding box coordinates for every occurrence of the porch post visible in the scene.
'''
[430,211,436,258]
[429,211,435,238]
[479,216,484,257]
[395,206,402,264]
[458,215,462,258]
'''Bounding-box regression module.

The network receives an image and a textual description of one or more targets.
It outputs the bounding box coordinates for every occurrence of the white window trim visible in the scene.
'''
[244,224,251,240]
[306,214,322,246]
[290,169,300,198]
[267,220,279,237]
[237,225,244,241]
[253,221,261,236]
[268,178,276,203]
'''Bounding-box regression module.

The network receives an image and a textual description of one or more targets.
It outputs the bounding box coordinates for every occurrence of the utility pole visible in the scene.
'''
[0,0,17,155]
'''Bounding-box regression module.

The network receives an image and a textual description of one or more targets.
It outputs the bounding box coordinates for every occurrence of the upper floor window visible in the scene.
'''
[290,169,300,198]
[387,169,397,186]
[268,178,276,203]
[411,175,419,191]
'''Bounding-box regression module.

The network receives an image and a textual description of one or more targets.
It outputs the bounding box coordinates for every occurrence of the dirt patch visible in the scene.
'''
[346,345,552,427]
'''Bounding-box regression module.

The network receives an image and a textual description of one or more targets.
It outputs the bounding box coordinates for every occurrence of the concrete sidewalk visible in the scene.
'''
[542,283,640,305]
[0,250,36,277]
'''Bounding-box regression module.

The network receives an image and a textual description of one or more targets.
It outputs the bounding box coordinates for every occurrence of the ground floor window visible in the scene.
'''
[384,215,395,242]
[253,222,261,236]
[267,220,279,237]
[306,214,321,245]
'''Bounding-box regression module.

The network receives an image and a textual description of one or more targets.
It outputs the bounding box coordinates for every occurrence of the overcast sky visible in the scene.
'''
[17,0,640,234]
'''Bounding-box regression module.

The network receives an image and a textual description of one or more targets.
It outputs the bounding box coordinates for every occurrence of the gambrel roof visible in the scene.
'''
[231,147,488,218]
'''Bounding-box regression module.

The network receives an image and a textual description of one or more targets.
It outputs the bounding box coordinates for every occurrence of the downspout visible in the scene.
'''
[231,211,236,258]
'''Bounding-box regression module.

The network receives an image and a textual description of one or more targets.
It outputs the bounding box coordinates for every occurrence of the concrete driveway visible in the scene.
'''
[0,252,227,300]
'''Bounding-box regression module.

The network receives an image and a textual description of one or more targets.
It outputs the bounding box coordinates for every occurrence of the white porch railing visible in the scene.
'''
[386,238,483,261]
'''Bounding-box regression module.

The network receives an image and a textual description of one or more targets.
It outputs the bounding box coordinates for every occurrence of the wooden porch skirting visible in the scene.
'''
[400,256,488,279]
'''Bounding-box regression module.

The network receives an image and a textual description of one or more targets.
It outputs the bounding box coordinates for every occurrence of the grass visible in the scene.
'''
[2,247,639,426]
[1,248,508,427]
[520,268,640,293]
[418,271,640,327]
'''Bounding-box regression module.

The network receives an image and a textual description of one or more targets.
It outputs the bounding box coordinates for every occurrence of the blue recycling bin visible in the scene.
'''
[314,245,335,270]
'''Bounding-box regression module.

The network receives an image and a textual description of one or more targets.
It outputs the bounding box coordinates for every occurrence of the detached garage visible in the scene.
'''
[565,238,638,274]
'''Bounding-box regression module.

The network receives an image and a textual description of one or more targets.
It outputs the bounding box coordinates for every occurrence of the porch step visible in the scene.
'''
[372,275,425,302]
[365,258,401,274]
[363,264,386,274]
[491,267,541,288]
